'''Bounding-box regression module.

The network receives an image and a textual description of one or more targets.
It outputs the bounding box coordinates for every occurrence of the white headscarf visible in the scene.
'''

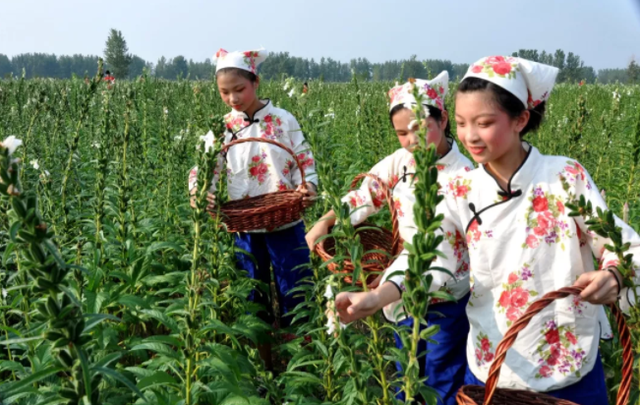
[213,48,267,75]
[463,56,559,109]
[388,71,449,112]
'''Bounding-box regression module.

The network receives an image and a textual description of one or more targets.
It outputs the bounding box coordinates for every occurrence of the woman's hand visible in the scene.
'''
[333,291,381,324]
[190,188,215,211]
[296,182,317,201]
[306,220,330,251]
[573,268,622,305]
[332,282,403,323]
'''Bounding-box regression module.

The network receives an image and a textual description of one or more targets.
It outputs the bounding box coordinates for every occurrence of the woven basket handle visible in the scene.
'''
[483,286,632,405]
[349,173,402,256]
[221,137,306,185]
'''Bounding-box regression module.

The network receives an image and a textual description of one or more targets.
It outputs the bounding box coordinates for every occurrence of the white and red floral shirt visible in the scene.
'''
[383,143,635,392]
[188,100,317,231]
[342,140,474,321]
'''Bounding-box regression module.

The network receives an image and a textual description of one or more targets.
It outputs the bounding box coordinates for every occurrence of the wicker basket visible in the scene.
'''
[457,286,632,405]
[315,173,402,287]
[212,137,312,233]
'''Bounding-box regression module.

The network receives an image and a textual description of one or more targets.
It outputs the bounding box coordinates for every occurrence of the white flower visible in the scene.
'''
[164,108,169,115]
[174,135,183,142]
[288,89,295,98]
[324,112,335,119]
[283,81,290,91]
[324,284,334,299]
[1,136,23,156]
[324,284,347,335]
[92,142,101,149]
[2,288,7,299]
[41,170,50,178]
[199,130,215,153]
[612,91,621,101]
[30,159,39,170]
[408,119,418,130]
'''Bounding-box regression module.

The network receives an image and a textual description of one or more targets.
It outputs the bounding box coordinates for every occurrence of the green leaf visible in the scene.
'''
[0,336,42,346]
[82,313,121,333]
[219,395,250,405]
[130,342,181,360]
[94,366,148,402]
[117,294,151,310]
[91,352,123,370]
[73,346,93,398]
[137,371,178,390]
[0,366,65,395]
[140,309,179,332]
[279,370,323,386]
[419,324,441,340]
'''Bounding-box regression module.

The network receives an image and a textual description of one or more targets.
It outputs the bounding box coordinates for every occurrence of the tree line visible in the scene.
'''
[1,29,637,84]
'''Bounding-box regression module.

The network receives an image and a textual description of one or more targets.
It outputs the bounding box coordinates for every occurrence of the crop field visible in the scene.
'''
[0,68,639,405]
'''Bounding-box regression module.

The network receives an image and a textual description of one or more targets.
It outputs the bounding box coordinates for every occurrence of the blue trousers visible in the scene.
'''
[234,222,312,329]
[463,352,608,405]
[394,293,470,405]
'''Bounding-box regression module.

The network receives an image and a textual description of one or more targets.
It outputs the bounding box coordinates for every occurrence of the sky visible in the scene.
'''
[1,0,640,70]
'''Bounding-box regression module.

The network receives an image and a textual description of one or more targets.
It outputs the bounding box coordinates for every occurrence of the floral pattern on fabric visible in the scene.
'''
[297,152,314,172]
[475,332,495,367]
[496,263,538,327]
[559,161,591,189]
[277,180,289,192]
[470,56,519,79]
[522,186,572,250]
[243,51,260,74]
[248,150,270,185]
[282,159,296,177]
[367,180,386,209]
[422,82,445,110]
[447,175,472,199]
[445,230,469,278]
[568,294,587,316]
[535,320,586,379]
[260,114,284,139]
[225,114,247,133]
[393,196,404,218]
[527,90,547,108]
[387,71,449,111]
[348,191,366,209]
[466,219,493,249]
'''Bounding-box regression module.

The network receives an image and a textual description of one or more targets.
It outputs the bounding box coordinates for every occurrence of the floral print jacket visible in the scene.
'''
[188,100,317,230]
[383,142,636,392]
[342,140,474,321]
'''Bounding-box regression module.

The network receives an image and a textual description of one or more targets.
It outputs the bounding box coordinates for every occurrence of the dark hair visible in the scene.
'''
[105,70,111,75]
[389,104,452,138]
[216,67,258,83]
[457,77,546,137]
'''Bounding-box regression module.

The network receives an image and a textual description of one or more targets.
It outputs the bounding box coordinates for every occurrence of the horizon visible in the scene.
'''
[1,0,640,71]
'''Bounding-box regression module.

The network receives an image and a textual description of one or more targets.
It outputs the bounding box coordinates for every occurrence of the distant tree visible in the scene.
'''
[104,29,132,78]
[128,55,146,78]
[155,56,167,78]
[598,68,627,84]
[512,49,540,62]
[628,58,640,84]
[0,54,12,78]
[170,56,188,78]
[553,49,566,70]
